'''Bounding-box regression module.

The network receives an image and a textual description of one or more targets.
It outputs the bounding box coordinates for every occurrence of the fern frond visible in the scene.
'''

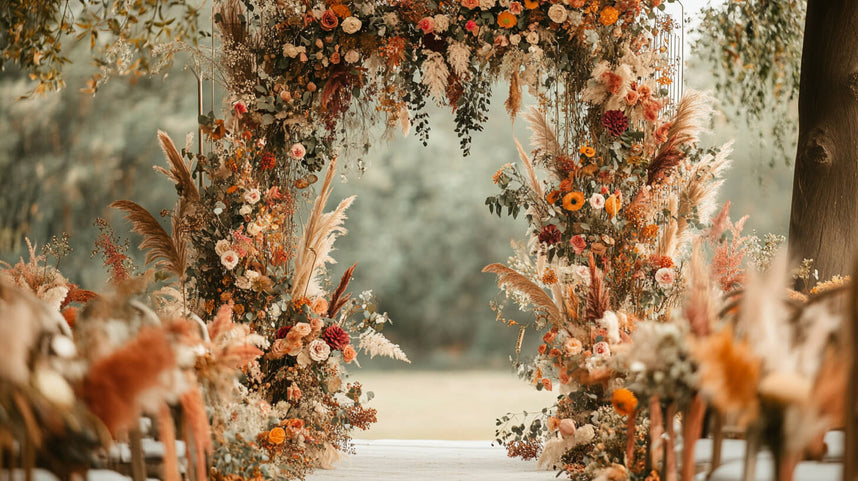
[358,329,410,363]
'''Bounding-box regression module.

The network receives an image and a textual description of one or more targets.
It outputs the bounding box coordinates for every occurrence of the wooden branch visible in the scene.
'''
[129,427,146,481]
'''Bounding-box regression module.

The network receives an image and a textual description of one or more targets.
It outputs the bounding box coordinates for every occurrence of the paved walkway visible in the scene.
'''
[306,439,557,481]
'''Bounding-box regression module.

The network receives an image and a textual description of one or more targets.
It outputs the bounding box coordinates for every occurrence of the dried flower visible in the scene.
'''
[268,427,286,445]
[221,250,239,270]
[341,16,362,34]
[570,235,587,255]
[611,388,638,416]
[320,9,339,31]
[309,338,331,361]
[654,267,675,288]
[497,11,517,28]
[323,325,350,350]
[563,192,585,211]
[600,6,620,25]
[548,4,568,23]
[602,109,629,136]
[289,143,306,159]
[539,224,562,245]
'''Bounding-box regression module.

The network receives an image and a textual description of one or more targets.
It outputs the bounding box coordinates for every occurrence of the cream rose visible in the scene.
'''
[244,188,261,204]
[548,4,568,23]
[293,322,312,337]
[344,49,360,64]
[655,267,675,288]
[589,193,605,209]
[341,16,362,34]
[221,250,239,270]
[215,239,231,256]
[308,339,331,362]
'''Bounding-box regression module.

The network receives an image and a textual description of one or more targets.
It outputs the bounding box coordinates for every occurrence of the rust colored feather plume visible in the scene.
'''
[505,71,522,119]
[328,263,356,318]
[585,254,610,322]
[648,91,712,185]
[154,131,199,203]
[483,263,561,324]
[111,200,186,279]
[82,327,176,435]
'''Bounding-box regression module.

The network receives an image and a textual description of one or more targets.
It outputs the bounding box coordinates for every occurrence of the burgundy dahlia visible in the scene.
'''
[276,325,291,339]
[601,109,629,136]
[322,325,350,350]
[538,224,561,245]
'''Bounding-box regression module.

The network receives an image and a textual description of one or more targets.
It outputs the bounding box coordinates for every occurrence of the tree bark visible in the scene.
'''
[788,0,858,289]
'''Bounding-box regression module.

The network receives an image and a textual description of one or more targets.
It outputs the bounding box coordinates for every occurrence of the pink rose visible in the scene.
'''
[509,1,523,14]
[570,235,587,255]
[564,338,583,356]
[461,0,480,8]
[418,16,435,34]
[244,188,261,204]
[293,322,312,337]
[559,419,576,437]
[465,20,478,33]
[220,250,239,270]
[289,143,306,159]
[233,102,248,115]
[593,341,611,357]
[655,267,675,288]
[589,193,605,210]
[310,317,325,333]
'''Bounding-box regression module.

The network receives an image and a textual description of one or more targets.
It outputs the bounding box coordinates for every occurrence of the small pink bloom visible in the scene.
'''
[233,102,248,115]
[600,185,609,195]
[461,0,480,8]
[465,20,478,33]
[559,419,576,437]
[655,267,675,288]
[418,16,435,34]
[509,1,523,14]
[289,143,306,159]
[244,188,261,204]
[593,341,611,357]
[589,193,605,210]
[570,235,587,255]
[220,250,239,270]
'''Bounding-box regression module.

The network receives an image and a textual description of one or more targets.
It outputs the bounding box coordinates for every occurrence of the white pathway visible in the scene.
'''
[306,439,557,481]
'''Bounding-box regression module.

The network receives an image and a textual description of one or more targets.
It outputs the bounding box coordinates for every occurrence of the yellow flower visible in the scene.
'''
[611,388,637,416]
[599,6,619,26]
[579,145,596,158]
[605,193,622,217]
[563,191,585,211]
[497,11,517,28]
[268,427,286,445]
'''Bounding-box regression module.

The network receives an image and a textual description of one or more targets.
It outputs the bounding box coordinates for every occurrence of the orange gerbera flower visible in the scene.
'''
[546,190,561,204]
[268,427,286,445]
[497,11,517,28]
[563,191,585,211]
[611,388,638,416]
[600,6,619,25]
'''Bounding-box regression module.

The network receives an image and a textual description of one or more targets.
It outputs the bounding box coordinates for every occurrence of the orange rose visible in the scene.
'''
[497,11,517,28]
[542,378,553,391]
[268,427,286,445]
[343,344,357,363]
[311,298,329,315]
[543,331,557,343]
[605,193,622,217]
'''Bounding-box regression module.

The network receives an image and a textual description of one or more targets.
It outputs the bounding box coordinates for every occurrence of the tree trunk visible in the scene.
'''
[788,0,858,289]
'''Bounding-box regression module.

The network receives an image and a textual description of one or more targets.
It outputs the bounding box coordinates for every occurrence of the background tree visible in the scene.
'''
[696,0,858,287]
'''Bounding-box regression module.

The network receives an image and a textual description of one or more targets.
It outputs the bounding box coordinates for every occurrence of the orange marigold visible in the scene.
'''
[611,388,638,416]
[563,191,585,211]
[600,6,620,25]
[498,11,517,28]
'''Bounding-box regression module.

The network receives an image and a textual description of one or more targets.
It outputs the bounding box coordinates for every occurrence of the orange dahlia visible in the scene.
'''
[611,388,638,416]
[563,191,585,211]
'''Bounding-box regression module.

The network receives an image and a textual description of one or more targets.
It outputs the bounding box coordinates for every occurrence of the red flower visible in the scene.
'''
[538,224,561,245]
[234,102,248,115]
[465,20,478,33]
[259,152,276,170]
[323,325,350,350]
[320,9,339,31]
[276,325,291,339]
[602,109,629,136]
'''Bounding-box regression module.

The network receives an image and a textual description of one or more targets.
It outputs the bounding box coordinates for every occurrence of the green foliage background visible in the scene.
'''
[0,33,796,368]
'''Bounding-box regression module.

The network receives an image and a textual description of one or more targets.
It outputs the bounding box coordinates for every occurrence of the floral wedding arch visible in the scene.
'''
[4,0,773,480]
